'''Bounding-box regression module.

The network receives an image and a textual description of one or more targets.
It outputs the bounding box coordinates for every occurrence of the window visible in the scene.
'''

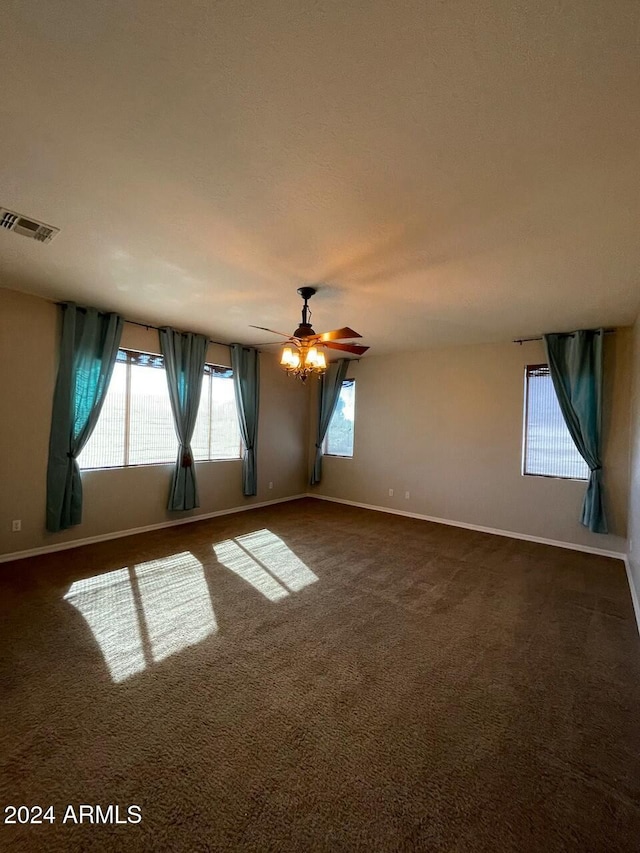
[523,364,588,480]
[78,350,241,470]
[191,365,242,461]
[324,379,355,457]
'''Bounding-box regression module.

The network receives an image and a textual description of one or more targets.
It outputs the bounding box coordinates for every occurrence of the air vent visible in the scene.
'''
[0,207,59,243]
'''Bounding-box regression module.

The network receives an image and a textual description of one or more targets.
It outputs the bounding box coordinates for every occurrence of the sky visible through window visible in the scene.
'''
[524,368,588,480]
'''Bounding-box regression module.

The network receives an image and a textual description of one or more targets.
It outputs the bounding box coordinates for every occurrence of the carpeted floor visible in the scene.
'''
[1,498,640,852]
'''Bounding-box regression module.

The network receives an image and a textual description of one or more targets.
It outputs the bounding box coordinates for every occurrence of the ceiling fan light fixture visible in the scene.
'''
[280,342,326,381]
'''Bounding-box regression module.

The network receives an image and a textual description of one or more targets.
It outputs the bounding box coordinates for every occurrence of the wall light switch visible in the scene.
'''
[405,491,410,500]
[388,488,394,497]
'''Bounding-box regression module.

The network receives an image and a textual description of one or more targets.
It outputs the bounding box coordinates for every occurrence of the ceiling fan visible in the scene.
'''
[250,287,369,381]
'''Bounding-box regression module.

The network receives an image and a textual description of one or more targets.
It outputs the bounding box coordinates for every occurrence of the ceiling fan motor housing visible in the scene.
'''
[294,323,315,338]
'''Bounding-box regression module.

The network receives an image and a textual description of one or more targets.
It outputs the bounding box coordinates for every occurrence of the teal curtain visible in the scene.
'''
[310,359,349,486]
[230,344,260,496]
[544,329,607,534]
[160,328,208,511]
[46,303,123,532]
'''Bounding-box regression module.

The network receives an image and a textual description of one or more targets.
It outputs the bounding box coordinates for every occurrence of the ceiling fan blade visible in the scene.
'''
[314,327,362,343]
[321,341,370,355]
[245,341,289,347]
[249,325,292,338]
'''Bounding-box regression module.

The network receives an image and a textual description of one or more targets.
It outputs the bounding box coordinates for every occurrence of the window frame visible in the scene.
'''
[79,349,242,472]
[521,363,588,482]
[323,378,356,459]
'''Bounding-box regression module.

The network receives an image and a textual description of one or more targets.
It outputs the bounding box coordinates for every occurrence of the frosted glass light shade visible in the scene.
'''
[280,342,327,380]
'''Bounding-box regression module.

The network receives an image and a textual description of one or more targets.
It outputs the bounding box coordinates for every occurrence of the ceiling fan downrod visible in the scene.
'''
[295,286,317,337]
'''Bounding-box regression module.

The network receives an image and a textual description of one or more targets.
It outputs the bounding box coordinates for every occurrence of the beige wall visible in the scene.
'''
[0,288,310,557]
[1,285,633,560]
[628,315,640,593]
[310,331,632,554]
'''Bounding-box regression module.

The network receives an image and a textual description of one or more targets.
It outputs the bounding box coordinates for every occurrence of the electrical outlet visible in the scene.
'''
[268,481,273,490]
[12,520,21,532]
[388,488,394,497]
[405,491,410,500]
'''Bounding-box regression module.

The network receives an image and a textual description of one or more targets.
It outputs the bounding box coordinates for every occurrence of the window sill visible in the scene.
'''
[80,458,241,472]
[522,472,589,482]
[195,457,242,464]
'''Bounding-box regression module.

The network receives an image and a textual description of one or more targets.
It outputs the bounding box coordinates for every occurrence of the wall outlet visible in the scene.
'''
[268,481,273,490]
[12,520,21,532]
[405,491,410,500]
[388,488,394,497]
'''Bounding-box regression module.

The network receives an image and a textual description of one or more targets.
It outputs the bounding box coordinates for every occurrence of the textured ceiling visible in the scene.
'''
[0,0,638,354]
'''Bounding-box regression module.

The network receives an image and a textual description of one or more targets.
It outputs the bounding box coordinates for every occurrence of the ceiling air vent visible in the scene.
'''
[0,207,59,243]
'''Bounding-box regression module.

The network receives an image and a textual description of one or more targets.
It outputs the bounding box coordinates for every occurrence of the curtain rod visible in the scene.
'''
[125,318,230,348]
[55,302,231,348]
[513,329,615,345]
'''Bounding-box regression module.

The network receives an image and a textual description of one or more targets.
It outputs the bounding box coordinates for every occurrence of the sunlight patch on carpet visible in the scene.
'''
[213,540,289,601]
[214,529,318,596]
[64,553,216,682]
[64,568,145,682]
[135,553,217,663]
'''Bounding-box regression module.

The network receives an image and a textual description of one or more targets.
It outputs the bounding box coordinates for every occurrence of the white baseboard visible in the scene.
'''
[623,556,640,637]
[0,494,307,564]
[2,489,630,575]
[306,493,626,560]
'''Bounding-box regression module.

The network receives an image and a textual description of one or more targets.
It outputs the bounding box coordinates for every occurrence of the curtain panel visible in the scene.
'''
[310,358,349,486]
[46,303,123,532]
[230,344,260,496]
[543,329,607,534]
[160,328,209,511]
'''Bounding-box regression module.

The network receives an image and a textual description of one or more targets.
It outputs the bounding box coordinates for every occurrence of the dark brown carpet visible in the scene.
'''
[1,498,640,852]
